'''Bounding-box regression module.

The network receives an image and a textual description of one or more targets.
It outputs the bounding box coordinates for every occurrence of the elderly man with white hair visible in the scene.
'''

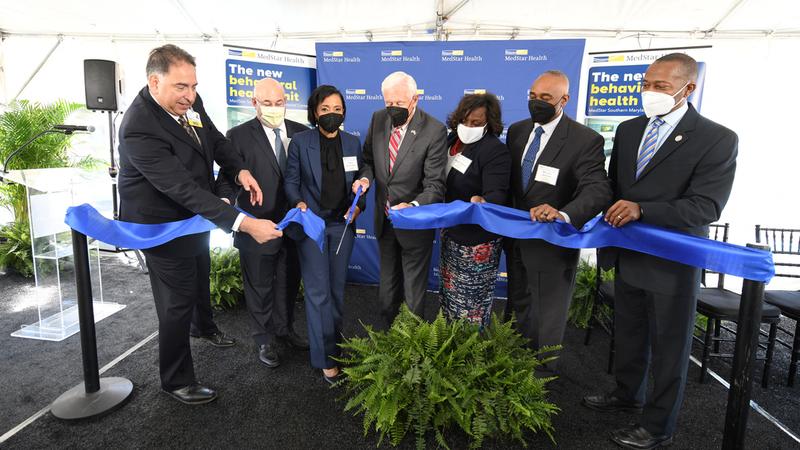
[354,71,447,326]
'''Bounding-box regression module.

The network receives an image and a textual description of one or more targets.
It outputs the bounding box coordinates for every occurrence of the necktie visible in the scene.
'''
[274,128,286,173]
[386,127,402,215]
[636,117,665,179]
[178,115,200,146]
[520,126,545,189]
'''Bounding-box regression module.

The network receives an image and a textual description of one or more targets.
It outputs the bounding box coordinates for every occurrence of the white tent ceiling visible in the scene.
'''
[1,0,799,42]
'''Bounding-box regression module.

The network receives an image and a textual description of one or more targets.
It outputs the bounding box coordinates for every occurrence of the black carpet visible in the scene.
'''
[0,253,798,449]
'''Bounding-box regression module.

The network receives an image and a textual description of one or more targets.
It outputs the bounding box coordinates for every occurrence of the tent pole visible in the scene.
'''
[708,0,748,33]
[11,34,62,101]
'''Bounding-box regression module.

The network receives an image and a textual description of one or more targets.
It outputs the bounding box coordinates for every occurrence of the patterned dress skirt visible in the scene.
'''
[439,231,503,326]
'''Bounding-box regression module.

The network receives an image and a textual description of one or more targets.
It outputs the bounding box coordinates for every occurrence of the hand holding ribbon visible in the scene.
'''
[389,201,774,283]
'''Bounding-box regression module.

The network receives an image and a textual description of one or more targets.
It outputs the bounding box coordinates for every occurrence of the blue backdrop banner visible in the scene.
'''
[316,39,587,295]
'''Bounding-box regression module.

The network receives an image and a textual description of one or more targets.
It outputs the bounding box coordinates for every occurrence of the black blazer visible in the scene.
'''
[600,104,738,296]
[216,118,308,255]
[118,87,245,257]
[444,132,511,245]
[507,114,611,271]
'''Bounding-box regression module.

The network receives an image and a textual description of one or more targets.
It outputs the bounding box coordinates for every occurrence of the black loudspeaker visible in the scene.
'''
[83,59,120,111]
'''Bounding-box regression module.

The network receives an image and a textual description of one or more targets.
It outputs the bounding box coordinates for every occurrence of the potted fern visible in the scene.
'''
[339,306,559,449]
[209,246,244,309]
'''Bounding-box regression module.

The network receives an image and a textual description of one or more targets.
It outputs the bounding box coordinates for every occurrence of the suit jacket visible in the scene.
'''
[285,128,366,223]
[358,107,447,239]
[118,87,245,257]
[507,114,611,271]
[216,118,308,255]
[444,131,511,245]
[600,104,738,296]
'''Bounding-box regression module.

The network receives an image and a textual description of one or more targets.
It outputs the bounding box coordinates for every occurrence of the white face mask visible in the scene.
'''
[456,123,486,144]
[258,105,285,128]
[641,81,690,118]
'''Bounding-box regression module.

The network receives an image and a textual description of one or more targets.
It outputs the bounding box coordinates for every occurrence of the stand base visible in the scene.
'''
[51,377,133,420]
[11,301,126,342]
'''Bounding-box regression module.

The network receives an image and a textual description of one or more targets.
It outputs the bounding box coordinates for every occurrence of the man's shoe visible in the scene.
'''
[162,383,217,405]
[611,425,672,449]
[278,331,309,350]
[258,344,280,368]
[323,369,343,386]
[582,393,643,413]
[191,331,236,348]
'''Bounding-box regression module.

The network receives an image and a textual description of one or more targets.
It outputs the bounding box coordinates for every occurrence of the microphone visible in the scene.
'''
[53,124,96,133]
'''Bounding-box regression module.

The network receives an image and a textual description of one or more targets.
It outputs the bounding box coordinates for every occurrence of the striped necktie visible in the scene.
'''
[178,115,200,146]
[386,127,402,215]
[636,117,665,179]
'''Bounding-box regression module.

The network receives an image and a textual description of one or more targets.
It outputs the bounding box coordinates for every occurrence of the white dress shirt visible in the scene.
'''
[637,101,689,156]
[262,120,289,161]
[519,111,571,224]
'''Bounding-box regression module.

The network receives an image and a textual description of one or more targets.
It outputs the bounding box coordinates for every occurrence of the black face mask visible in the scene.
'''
[317,112,344,133]
[528,99,560,124]
[386,106,410,127]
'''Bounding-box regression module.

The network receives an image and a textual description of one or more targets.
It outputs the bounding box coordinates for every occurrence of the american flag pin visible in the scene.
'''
[410,130,417,135]
[675,135,683,142]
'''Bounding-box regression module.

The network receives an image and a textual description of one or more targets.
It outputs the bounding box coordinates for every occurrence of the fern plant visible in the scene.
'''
[209,247,243,309]
[339,306,559,449]
[0,220,33,277]
[0,100,90,276]
[569,259,614,329]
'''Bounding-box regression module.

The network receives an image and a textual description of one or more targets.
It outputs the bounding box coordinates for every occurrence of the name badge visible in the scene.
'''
[534,164,559,186]
[186,109,203,128]
[343,156,359,172]
[451,154,472,174]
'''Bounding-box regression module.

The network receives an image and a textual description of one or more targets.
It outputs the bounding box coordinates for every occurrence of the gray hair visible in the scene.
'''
[146,44,196,77]
[381,71,417,97]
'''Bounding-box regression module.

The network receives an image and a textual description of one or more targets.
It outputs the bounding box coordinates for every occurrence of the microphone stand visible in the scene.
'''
[2,129,70,173]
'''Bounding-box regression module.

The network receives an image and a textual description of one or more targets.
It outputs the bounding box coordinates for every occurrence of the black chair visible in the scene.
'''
[756,225,800,387]
[694,223,780,388]
[584,249,615,374]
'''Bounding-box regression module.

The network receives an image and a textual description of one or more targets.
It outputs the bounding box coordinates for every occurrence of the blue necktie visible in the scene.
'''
[521,126,545,189]
[274,128,286,173]
[636,117,665,179]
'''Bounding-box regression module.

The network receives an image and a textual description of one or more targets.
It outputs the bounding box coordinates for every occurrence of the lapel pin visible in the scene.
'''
[675,135,683,142]
[410,130,417,135]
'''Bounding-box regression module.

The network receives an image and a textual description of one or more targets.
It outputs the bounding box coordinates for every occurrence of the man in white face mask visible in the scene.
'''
[584,53,738,449]
[216,78,310,368]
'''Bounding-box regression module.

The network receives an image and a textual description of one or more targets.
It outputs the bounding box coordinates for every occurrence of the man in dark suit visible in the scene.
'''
[118,45,281,405]
[506,70,611,371]
[583,53,737,449]
[353,71,447,326]
[216,78,309,368]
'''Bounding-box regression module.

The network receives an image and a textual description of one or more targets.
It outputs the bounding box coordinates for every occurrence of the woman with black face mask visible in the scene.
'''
[285,85,366,384]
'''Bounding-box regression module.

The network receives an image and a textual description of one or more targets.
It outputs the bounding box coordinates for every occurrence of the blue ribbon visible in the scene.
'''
[275,207,326,251]
[389,201,775,283]
[65,203,325,252]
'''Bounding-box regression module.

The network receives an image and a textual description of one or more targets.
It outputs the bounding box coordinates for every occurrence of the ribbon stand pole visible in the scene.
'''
[722,243,770,449]
[50,230,133,420]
